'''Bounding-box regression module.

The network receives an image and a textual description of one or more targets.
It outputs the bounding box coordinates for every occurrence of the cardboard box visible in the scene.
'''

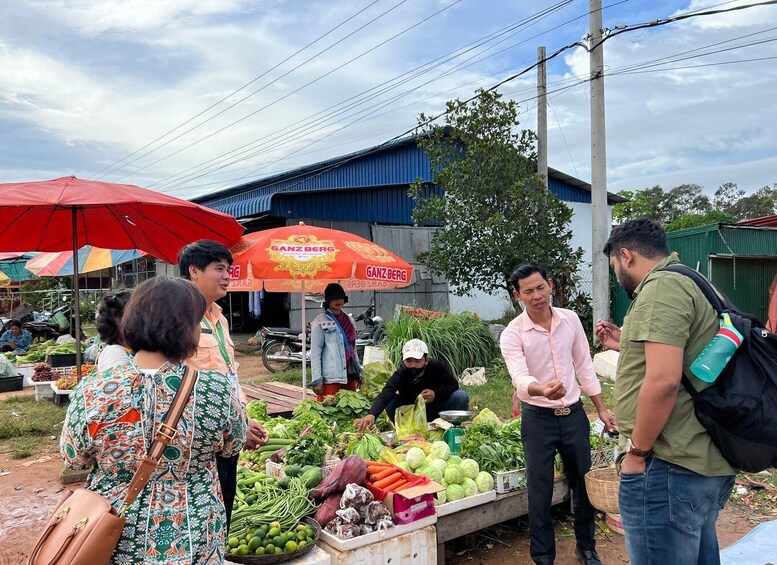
[367,480,444,525]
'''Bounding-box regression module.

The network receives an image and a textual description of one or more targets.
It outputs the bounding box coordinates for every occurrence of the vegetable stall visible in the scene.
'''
[224,390,615,565]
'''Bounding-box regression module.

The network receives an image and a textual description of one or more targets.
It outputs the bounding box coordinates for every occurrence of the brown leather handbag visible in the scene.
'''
[29,368,198,565]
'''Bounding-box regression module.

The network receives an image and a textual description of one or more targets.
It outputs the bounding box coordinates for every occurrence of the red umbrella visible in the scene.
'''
[0,176,245,370]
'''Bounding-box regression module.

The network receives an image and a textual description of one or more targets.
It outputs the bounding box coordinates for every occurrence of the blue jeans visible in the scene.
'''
[619,457,734,565]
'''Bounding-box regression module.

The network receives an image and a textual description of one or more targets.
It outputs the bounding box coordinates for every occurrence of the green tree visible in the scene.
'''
[665,210,736,232]
[659,183,711,223]
[726,184,777,220]
[410,88,583,308]
[612,185,666,223]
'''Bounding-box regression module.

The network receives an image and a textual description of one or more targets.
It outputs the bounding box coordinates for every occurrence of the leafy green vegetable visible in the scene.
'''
[344,432,385,460]
[284,436,325,468]
[246,400,268,422]
[361,360,395,399]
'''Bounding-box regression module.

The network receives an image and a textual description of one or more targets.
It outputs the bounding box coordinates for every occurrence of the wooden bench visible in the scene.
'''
[241,381,314,416]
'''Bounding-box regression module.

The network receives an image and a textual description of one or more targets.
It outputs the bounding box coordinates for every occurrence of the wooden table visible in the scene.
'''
[435,480,570,565]
[241,381,314,416]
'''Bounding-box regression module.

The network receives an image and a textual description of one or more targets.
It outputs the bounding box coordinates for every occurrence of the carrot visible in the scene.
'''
[370,467,398,481]
[372,472,403,489]
[381,478,407,492]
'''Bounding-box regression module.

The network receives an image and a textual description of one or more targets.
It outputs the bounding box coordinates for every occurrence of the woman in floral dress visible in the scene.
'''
[61,277,247,564]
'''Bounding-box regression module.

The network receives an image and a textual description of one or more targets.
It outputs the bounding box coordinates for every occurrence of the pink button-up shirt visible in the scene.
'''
[500,307,601,409]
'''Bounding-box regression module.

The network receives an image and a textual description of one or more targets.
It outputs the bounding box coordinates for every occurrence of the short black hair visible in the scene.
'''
[510,262,548,292]
[178,240,233,280]
[9,320,22,330]
[602,218,669,259]
[121,277,206,361]
[95,289,133,345]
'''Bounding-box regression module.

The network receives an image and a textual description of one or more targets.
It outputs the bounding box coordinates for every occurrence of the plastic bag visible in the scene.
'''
[0,355,16,378]
[378,446,399,465]
[340,483,373,509]
[394,393,428,441]
[459,367,487,386]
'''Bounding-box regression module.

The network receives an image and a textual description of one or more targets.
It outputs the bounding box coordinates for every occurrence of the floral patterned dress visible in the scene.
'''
[61,360,246,564]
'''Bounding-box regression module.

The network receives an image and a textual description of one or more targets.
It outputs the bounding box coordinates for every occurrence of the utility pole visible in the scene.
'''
[537,46,548,182]
[590,0,610,333]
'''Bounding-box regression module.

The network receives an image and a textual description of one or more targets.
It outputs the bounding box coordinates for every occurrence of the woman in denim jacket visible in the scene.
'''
[310,283,362,401]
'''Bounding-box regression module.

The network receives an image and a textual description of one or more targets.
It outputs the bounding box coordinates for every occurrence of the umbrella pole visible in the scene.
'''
[72,208,82,378]
[301,281,307,400]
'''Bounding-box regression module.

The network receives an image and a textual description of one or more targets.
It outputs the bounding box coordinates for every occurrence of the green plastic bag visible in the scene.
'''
[394,393,428,440]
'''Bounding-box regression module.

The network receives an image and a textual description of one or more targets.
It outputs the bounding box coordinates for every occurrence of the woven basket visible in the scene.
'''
[585,430,620,514]
[227,518,321,565]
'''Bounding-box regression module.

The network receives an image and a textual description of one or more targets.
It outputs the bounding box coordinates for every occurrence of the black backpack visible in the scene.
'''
[660,264,777,472]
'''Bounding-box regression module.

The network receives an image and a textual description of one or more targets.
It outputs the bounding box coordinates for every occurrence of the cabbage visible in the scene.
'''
[473,408,500,427]
[415,465,429,477]
[429,441,451,461]
[441,478,449,488]
[448,455,463,466]
[423,466,443,484]
[406,447,426,470]
[475,471,494,493]
[428,458,448,472]
[435,491,447,506]
[445,483,465,502]
[460,458,479,479]
[461,477,478,497]
[397,461,411,472]
[444,465,463,485]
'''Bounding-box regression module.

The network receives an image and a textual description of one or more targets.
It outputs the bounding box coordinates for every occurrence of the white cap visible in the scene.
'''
[402,338,429,360]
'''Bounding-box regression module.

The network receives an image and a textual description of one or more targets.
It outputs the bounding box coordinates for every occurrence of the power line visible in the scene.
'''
[92,0,389,180]
[150,0,580,192]
[109,0,465,183]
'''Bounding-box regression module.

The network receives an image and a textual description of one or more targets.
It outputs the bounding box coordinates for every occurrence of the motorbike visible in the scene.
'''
[22,304,73,341]
[259,299,385,373]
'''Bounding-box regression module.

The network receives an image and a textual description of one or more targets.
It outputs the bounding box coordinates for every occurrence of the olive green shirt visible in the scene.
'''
[615,255,736,476]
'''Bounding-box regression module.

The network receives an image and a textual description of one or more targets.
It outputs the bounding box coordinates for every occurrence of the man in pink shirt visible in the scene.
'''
[500,262,616,565]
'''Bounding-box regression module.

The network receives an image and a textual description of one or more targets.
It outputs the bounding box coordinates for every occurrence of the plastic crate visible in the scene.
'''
[493,468,527,493]
[0,374,23,393]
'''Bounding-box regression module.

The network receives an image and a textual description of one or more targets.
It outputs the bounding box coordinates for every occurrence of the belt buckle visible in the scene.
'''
[554,407,571,416]
[157,423,177,441]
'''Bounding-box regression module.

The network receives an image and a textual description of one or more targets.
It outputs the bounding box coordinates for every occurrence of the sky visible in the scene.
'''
[1,0,776,201]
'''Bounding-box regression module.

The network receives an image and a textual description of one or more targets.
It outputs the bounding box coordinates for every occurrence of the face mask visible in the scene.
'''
[405,365,426,378]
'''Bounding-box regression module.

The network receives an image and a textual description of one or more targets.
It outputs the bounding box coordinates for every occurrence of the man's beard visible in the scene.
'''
[620,271,638,299]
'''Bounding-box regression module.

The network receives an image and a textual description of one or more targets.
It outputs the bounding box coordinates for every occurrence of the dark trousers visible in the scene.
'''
[217,454,239,528]
[384,389,470,422]
[522,401,596,565]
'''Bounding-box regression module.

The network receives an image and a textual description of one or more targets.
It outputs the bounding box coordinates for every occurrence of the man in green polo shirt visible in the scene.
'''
[596,219,735,565]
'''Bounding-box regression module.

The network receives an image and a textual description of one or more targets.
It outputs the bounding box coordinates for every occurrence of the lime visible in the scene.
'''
[296,524,307,532]
[285,541,298,552]
[268,527,281,538]
[228,537,239,548]
[305,526,313,537]
[275,547,283,554]
[265,544,275,553]
[279,534,289,547]
[237,544,250,556]
[296,531,307,542]
[248,537,262,550]
[270,521,281,530]
[298,540,307,549]
[255,547,266,556]
[273,536,283,547]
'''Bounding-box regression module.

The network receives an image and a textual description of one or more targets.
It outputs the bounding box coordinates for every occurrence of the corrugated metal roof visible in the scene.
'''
[193,136,626,219]
[739,214,777,227]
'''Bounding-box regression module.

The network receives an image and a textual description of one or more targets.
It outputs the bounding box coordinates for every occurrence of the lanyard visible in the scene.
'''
[202,317,233,371]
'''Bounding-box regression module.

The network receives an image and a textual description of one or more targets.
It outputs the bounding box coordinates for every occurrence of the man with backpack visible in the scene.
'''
[596,219,735,565]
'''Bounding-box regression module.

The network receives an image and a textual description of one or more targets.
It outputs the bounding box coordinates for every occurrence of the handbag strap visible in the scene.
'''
[120,366,198,515]
[326,311,352,353]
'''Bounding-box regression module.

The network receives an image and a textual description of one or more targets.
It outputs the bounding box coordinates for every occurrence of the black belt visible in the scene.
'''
[522,400,583,417]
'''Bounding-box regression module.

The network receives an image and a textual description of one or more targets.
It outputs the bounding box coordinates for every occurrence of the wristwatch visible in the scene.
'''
[625,438,652,458]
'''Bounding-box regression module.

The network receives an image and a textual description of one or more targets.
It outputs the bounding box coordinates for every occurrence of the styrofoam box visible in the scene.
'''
[493,469,527,493]
[318,514,437,552]
[227,544,331,565]
[435,489,496,517]
[34,382,55,401]
[17,364,36,387]
[50,382,75,396]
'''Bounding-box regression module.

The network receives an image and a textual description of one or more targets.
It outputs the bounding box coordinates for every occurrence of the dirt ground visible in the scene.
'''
[0,346,764,564]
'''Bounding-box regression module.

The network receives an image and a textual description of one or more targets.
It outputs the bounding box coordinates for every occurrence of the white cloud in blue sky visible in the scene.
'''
[1,0,776,199]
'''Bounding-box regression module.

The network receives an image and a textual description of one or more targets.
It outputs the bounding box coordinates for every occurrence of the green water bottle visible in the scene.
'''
[690,313,743,383]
